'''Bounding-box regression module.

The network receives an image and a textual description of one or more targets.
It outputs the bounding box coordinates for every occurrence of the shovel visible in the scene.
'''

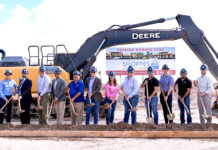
[123,95,137,112]
[88,95,95,107]
[195,81,212,121]
[46,100,54,119]
[104,94,119,110]
[70,100,79,117]
[36,96,43,110]
[17,97,25,113]
[175,92,193,115]
[145,80,154,124]
[161,90,175,121]
[0,97,13,114]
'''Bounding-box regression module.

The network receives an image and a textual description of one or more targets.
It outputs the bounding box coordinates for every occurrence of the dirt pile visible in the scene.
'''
[0,122,218,131]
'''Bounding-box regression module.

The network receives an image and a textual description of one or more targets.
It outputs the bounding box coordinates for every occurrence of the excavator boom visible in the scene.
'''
[63,14,217,80]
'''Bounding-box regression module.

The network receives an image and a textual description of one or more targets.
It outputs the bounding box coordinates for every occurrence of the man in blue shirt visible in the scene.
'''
[160,64,174,124]
[0,70,17,124]
[121,66,139,125]
[69,70,85,125]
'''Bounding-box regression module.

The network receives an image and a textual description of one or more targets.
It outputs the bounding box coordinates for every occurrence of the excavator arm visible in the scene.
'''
[64,14,218,80]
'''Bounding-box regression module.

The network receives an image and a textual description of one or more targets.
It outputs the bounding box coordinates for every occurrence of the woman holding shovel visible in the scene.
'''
[194,64,213,124]
[104,71,119,125]
[174,68,192,124]
[69,70,85,125]
[141,66,159,125]
[121,66,139,125]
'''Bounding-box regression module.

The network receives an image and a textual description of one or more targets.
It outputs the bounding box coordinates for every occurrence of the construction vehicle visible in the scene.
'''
[0,14,217,118]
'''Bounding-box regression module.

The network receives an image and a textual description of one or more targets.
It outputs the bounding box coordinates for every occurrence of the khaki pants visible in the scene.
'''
[55,101,66,125]
[38,93,50,125]
[197,94,212,124]
[71,102,84,125]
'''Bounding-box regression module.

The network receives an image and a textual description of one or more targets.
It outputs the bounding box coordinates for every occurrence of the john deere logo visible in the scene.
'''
[132,33,160,40]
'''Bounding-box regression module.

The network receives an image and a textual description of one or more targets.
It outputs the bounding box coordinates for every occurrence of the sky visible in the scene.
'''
[0,0,217,84]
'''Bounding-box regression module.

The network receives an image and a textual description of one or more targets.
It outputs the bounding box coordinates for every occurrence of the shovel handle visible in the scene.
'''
[110,94,119,106]
[177,94,191,114]
[195,81,207,113]
[18,97,22,111]
[145,80,151,119]
[161,89,172,115]
[48,100,54,116]
[124,95,133,108]
[0,97,13,111]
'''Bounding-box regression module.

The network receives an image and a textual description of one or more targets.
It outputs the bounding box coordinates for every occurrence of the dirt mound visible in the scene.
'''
[1,122,218,131]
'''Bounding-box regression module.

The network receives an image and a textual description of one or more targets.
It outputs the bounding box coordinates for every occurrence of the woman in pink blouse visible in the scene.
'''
[104,71,119,125]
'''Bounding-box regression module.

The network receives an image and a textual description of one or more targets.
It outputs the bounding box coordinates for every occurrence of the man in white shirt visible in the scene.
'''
[194,64,213,124]
[37,66,51,125]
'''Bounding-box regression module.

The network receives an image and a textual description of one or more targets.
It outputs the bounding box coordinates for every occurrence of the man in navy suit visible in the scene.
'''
[18,69,33,124]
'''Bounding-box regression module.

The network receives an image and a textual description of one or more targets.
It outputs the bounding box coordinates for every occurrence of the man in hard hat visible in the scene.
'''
[121,66,139,125]
[51,67,67,125]
[68,70,85,125]
[194,64,213,124]
[85,66,103,125]
[160,64,174,124]
[37,66,51,125]
[141,66,159,125]
[17,69,33,124]
[0,70,17,124]
[174,68,192,124]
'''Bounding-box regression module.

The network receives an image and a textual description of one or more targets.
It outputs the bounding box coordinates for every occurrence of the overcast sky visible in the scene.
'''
[0,0,217,84]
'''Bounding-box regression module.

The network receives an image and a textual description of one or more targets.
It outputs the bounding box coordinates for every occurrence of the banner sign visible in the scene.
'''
[106,47,176,75]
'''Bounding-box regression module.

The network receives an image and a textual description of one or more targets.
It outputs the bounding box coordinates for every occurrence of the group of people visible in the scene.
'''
[0,63,216,126]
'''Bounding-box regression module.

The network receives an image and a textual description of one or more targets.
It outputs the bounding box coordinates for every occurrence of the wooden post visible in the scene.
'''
[0,130,218,138]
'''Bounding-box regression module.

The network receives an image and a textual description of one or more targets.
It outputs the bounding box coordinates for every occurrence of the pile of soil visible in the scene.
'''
[1,122,218,131]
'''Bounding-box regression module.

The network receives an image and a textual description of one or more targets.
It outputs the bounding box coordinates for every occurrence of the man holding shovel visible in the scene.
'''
[174,68,192,124]
[17,69,32,124]
[160,64,174,124]
[69,70,85,125]
[141,66,159,125]
[37,66,51,125]
[85,66,103,125]
[51,68,67,125]
[0,70,17,124]
[121,66,139,125]
[194,64,213,124]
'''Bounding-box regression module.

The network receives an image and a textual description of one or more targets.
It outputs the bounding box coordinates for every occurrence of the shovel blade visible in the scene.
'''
[88,103,95,107]
[72,112,79,117]
[203,114,212,121]
[146,118,154,124]
[129,107,137,112]
[0,110,4,114]
[167,113,175,121]
[46,116,52,119]
[104,104,111,109]
[36,106,43,110]
[187,111,194,115]
[18,110,25,113]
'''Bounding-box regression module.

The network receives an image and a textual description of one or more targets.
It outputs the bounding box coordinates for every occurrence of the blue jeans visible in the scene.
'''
[85,96,100,125]
[178,96,192,124]
[104,97,117,125]
[123,95,139,125]
[145,96,159,125]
